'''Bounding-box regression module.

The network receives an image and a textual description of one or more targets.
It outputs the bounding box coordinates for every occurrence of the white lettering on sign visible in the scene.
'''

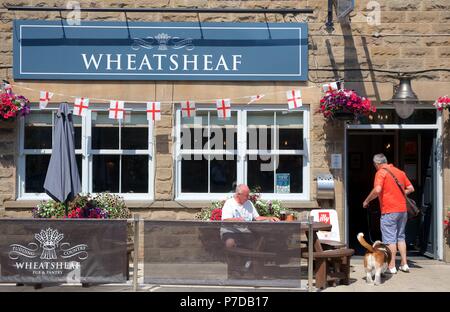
[81,53,243,72]
[319,212,331,224]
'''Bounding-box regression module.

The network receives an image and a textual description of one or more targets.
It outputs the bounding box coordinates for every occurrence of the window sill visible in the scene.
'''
[4,200,320,210]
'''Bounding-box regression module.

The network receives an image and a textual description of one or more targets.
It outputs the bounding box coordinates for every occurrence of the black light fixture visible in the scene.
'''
[391,76,420,119]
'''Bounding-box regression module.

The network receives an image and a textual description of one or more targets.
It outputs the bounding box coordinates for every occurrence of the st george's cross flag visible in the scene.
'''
[216,98,231,119]
[146,102,161,122]
[73,98,90,117]
[181,100,196,118]
[322,82,339,93]
[39,91,54,109]
[109,100,125,120]
[247,94,265,104]
[286,90,302,110]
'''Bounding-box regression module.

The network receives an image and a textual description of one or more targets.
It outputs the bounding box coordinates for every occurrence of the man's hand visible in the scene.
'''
[363,200,369,209]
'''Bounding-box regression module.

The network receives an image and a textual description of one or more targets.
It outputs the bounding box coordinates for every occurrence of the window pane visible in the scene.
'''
[122,155,148,193]
[247,112,274,150]
[247,155,274,193]
[93,155,119,192]
[181,158,208,192]
[181,111,208,150]
[276,155,303,193]
[73,115,82,150]
[210,112,237,150]
[76,154,82,181]
[92,112,119,149]
[25,155,50,193]
[277,111,303,150]
[24,112,52,149]
[122,112,148,149]
[210,157,236,193]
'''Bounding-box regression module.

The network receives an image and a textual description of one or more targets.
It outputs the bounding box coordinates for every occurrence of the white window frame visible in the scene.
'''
[174,104,310,201]
[17,106,154,201]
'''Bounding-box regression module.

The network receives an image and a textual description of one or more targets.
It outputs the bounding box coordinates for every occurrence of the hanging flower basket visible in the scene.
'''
[318,89,376,121]
[0,85,31,121]
[433,96,450,112]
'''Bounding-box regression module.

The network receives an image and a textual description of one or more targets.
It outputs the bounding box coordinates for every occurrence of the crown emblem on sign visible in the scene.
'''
[155,33,171,50]
[35,228,64,260]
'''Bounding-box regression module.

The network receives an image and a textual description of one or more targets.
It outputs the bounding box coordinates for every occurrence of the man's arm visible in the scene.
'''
[223,217,245,221]
[405,185,414,195]
[255,216,280,222]
[363,185,382,208]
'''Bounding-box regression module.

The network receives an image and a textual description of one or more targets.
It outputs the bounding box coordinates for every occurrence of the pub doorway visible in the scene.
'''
[346,129,437,258]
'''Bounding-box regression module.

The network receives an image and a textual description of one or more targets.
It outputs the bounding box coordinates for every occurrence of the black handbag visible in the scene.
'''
[382,168,421,219]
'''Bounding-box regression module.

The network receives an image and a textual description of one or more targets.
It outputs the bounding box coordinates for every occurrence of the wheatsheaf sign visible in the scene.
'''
[13,20,308,81]
[0,219,127,283]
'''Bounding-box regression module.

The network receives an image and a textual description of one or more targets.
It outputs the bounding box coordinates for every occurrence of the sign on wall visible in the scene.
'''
[0,219,127,283]
[13,20,308,81]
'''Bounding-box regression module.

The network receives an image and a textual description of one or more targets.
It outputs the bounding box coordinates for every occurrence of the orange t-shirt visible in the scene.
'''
[374,164,412,214]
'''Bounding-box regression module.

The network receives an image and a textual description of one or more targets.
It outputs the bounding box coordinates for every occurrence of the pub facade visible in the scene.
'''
[0,1,449,262]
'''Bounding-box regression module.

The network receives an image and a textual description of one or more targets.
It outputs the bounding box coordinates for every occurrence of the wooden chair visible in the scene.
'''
[302,248,354,289]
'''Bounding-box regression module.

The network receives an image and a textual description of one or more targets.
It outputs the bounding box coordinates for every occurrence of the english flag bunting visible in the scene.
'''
[286,90,302,110]
[73,98,90,117]
[109,100,125,120]
[39,91,54,109]
[181,100,196,118]
[146,102,161,122]
[322,82,339,93]
[216,99,231,119]
[247,94,265,104]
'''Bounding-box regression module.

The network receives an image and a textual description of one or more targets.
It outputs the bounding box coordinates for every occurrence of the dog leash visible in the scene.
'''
[365,205,375,244]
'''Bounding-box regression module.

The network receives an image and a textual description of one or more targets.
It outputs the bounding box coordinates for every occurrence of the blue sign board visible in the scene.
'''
[13,20,308,81]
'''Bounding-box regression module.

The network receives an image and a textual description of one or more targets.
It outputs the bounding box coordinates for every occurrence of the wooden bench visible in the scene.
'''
[302,248,354,289]
[224,238,279,279]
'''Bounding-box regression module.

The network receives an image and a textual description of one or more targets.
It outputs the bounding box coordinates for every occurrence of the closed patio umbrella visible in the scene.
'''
[44,102,81,215]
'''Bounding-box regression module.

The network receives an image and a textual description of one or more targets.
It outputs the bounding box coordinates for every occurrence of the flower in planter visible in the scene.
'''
[33,193,129,219]
[319,89,376,121]
[433,96,450,111]
[210,208,222,221]
[0,87,31,121]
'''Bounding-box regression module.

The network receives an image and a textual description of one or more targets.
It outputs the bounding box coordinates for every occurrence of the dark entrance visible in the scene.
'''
[347,129,436,257]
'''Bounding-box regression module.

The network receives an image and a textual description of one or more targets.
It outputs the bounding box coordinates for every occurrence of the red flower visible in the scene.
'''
[210,208,222,221]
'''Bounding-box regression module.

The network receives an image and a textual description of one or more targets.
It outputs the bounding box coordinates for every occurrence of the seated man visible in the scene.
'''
[221,184,279,248]
[220,184,279,276]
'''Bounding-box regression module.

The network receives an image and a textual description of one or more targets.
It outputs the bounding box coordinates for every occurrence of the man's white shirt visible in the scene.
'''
[221,197,260,221]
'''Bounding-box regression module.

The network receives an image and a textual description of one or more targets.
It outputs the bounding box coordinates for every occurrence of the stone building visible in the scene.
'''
[0,0,449,262]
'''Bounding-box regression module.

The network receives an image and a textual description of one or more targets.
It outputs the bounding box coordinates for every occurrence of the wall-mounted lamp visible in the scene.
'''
[391,76,420,119]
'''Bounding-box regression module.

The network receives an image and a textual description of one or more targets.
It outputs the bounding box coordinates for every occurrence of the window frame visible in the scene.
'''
[17,105,155,201]
[174,104,310,201]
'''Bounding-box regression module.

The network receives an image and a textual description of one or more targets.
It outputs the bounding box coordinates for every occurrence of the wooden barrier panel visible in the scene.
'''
[0,219,128,284]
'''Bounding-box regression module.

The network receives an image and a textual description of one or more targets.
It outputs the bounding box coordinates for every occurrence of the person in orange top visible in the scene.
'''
[363,153,414,274]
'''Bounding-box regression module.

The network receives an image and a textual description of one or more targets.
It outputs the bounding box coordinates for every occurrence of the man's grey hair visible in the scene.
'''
[235,184,249,194]
[373,153,387,165]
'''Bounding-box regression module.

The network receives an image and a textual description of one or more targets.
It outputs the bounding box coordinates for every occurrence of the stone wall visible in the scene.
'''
[0,0,449,260]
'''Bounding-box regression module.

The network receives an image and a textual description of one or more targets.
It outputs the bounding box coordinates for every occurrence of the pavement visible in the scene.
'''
[1,258,449,292]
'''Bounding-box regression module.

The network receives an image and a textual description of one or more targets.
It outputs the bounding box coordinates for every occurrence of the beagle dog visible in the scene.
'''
[357,233,392,285]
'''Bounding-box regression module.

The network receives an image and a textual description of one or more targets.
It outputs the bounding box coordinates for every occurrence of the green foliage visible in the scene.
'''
[32,200,66,218]
[93,192,131,219]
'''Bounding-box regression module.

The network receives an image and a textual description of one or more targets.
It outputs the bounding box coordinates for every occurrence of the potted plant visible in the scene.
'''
[433,96,450,112]
[0,84,31,121]
[318,89,376,121]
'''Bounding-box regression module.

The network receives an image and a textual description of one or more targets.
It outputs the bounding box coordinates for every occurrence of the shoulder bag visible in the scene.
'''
[382,168,421,219]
